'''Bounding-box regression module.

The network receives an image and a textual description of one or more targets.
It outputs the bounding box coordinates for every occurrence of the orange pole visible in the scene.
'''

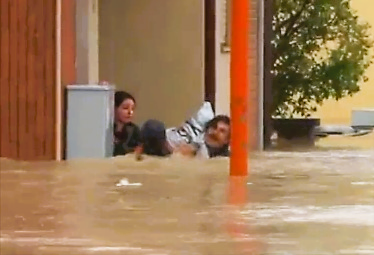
[226,177,264,253]
[230,0,249,176]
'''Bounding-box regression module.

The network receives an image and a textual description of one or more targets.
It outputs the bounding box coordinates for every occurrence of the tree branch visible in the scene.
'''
[274,1,309,36]
[283,0,311,37]
[284,7,338,43]
[273,0,313,61]
[272,0,313,61]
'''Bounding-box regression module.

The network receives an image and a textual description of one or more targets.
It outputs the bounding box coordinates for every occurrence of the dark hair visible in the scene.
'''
[140,120,171,157]
[114,91,136,108]
[205,115,231,155]
[205,115,230,131]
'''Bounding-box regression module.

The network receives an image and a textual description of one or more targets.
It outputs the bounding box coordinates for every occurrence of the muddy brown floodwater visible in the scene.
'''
[1,136,374,255]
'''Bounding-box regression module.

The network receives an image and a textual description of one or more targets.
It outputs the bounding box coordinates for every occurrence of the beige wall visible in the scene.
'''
[76,0,99,84]
[215,0,262,149]
[314,0,374,125]
[215,0,230,116]
[99,0,204,126]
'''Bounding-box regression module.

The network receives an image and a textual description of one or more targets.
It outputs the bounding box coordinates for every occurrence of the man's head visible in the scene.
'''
[205,115,230,147]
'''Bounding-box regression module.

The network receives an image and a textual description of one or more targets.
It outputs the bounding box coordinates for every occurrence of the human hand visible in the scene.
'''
[114,136,120,144]
[134,146,144,161]
[176,144,197,157]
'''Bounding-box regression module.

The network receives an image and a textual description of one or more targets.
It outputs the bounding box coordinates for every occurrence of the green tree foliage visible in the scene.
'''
[272,0,373,117]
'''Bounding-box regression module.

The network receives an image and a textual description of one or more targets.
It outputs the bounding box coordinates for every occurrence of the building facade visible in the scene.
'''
[0,0,264,161]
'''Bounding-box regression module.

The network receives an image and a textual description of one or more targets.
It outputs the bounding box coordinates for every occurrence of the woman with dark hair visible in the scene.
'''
[113,93,230,158]
[113,91,171,158]
[113,91,141,156]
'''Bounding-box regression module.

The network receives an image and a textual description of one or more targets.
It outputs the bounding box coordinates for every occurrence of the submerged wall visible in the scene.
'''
[99,0,204,127]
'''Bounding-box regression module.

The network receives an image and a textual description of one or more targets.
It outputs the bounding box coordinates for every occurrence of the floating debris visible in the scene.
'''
[115,178,142,187]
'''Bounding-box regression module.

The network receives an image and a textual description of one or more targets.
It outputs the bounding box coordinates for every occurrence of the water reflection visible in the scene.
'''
[1,146,374,254]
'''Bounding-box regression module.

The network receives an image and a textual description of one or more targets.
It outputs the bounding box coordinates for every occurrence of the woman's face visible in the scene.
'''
[115,98,135,124]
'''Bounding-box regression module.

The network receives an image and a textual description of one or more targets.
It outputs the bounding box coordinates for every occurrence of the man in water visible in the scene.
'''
[194,115,230,158]
[136,115,230,159]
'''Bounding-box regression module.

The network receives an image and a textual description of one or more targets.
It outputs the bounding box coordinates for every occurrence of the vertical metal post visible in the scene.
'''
[230,0,250,176]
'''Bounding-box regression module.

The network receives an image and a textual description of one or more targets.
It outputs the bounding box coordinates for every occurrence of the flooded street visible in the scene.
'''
[1,137,373,254]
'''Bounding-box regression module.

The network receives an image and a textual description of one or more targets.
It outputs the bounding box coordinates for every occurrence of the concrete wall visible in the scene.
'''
[76,0,99,84]
[99,0,204,127]
[214,0,230,116]
[314,0,374,125]
[215,0,262,149]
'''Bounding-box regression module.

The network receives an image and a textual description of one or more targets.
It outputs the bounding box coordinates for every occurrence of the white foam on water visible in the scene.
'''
[351,181,374,186]
[115,178,142,187]
[0,237,93,246]
[0,237,168,254]
[339,246,374,254]
[84,246,164,253]
[86,246,143,251]
[266,151,374,159]
[242,205,374,226]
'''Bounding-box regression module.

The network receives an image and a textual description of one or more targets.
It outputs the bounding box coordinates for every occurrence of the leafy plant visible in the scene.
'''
[272,0,373,117]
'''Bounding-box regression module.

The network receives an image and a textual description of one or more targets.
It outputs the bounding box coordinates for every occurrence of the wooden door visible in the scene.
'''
[0,0,56,160]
